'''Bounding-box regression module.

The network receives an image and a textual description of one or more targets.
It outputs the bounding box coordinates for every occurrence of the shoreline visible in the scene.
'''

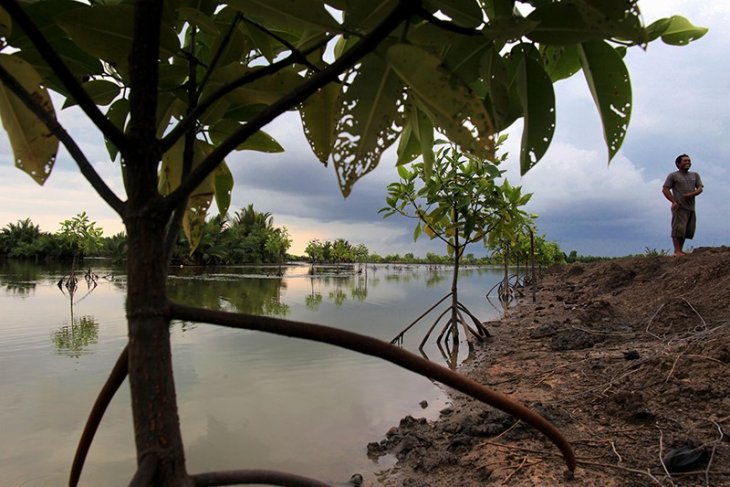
[371,247,730,486]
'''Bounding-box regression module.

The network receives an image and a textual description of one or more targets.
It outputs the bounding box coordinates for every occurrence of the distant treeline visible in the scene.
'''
[2,215,641,266]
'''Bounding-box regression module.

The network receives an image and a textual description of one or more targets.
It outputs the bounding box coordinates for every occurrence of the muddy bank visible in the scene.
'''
[372,247,730,486]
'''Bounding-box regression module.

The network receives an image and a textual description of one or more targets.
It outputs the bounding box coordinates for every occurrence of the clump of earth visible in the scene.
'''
[370,246,730,486]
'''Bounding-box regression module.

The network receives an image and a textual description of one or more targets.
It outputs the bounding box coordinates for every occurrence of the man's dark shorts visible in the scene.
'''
[672,208,696,239]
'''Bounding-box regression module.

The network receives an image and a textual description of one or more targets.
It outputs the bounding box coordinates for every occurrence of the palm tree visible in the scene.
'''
[232,204,273,235]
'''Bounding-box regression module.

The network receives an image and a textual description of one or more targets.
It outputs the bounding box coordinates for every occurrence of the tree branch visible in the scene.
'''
[168,301,576,473]
[162,0,419,213]
[416,6,482,36]
[0,64,126,215]
[241,15,324,73]
[70,345,129,487]
[190,469,330,487]
[159,34,332,154]
[2,0,128,152]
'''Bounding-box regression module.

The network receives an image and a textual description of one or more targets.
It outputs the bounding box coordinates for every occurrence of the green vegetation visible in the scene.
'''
[171,205,292,265]
[0,1,706,484]
[382,144,533,346]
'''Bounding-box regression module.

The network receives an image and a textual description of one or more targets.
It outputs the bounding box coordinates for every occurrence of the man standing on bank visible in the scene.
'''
[662,154,703,256]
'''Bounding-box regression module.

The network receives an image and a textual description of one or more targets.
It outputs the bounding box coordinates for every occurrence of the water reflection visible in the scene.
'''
[51,315,99,357]
[306,274,370,308]
[0,260,41,296]
[167,272,290,317]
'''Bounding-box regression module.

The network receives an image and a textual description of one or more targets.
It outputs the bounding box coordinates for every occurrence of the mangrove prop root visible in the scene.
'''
[191,469,330,486]
[70,344,129,487]
[169,301,577,473]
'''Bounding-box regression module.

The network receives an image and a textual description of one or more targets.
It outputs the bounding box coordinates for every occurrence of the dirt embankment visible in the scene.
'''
[372,247,730,486]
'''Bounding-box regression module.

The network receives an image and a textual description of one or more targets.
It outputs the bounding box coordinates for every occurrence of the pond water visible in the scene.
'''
[0,260,509,486]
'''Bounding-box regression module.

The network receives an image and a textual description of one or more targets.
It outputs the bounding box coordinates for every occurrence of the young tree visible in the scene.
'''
[264,226,291,275]
[382,144,531,350]
[0,1,706,485]
[57,211,104,289]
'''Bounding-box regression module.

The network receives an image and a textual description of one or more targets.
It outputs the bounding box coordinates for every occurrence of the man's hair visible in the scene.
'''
[675,154,690,167]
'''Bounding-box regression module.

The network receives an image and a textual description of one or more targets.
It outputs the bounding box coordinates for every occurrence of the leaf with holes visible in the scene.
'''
[300,82,340,165]
[159,139,216,252]
[0,54,58,185]
[332,53,405,196]
[509,44,555,174]
[387,43,494,162]
[578,41,631,162]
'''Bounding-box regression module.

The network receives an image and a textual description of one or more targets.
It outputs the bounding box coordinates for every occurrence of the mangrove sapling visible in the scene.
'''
[383,144,531,350]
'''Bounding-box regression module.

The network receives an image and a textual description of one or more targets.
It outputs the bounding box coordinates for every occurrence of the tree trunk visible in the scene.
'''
[125,211,190,485]
[450,215,460,344]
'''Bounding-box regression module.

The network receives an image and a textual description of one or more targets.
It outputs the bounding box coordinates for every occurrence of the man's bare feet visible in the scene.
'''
[673,251,687,257]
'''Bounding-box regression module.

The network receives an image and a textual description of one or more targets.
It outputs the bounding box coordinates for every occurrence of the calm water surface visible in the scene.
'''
[0,260,506,485]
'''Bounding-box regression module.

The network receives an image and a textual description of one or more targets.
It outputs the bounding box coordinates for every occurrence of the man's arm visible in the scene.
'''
[684,173,704,198]
[662,185,679,209]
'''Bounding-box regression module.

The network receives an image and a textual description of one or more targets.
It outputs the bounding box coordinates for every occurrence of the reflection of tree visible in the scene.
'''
[0,261,40,296]
[350,274,368,302]
[305,292,323,311]
[384,272,418,283]
[52,315,99,358]
[328,288,347,307]
[167,277,289,317]
[425,270,447,288]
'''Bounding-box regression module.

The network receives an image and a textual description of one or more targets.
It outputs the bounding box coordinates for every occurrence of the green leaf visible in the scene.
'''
[444,35,493,85]
[104,98,129,162]
[214,162,233,216]
[482,0,515,20]
[480,45,521,131]
[653,15,708,46]
[509,45,555,174]
[211,64,304,106]
[526,1,643,45]
[159,140,216,253]
[300,82,340,165]
[541,44,581,82]
[395,122,421,166]
[423,0,484,29]
[177,6,220,34]
[387,44,494,162]
[412,107,435,179]
[578,41,631,162]
[158,62,189,90]
[226,0,339,31]
[342,0,398,31]
[56,4,180,77]
[63,79,120,109]
[332,53,406,196]
[209,120,284,152]
[0,54,58,185]
[6,0,104,94]
[413,222,422,241]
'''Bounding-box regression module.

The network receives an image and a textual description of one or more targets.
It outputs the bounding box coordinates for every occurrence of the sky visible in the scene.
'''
[0,1,728,258]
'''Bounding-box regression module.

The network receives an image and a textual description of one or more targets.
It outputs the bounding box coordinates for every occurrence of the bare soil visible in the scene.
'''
[371,246,730,486]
